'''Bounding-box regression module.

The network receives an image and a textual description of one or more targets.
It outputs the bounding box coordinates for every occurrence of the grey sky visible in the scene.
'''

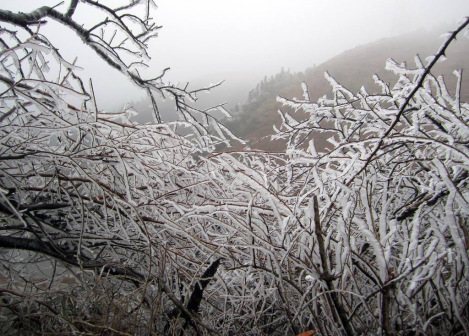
[151,0,468,82]
[3,1,469,109]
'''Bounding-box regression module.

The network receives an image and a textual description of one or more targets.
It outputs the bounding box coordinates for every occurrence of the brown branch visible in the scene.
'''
[312,195,354,336]
[186,258,223,312]
[66,0,79,17]
[0,7,129,74]
[396,170,468,221]
[0,235,144,283]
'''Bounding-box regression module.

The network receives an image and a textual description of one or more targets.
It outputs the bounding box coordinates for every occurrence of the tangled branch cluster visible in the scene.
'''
[0,2,468,335]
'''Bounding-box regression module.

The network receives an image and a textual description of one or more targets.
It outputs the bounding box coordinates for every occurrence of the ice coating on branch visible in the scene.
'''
[1,6,469,334]
[324,71,356,101]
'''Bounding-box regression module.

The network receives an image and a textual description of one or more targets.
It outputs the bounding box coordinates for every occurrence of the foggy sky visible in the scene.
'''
[152,0,468,81]
[3,1,469,109]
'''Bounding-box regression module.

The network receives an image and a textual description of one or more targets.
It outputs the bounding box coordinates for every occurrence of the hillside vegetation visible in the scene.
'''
[224,28,469,151]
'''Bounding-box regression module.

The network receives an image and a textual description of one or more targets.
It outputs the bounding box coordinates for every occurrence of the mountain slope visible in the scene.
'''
[225,28,469,151]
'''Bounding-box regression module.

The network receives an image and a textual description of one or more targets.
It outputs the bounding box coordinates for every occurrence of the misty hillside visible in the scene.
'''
[224,28,469,151]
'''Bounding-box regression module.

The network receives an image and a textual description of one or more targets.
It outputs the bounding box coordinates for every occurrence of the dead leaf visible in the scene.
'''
[296,331,316,336]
